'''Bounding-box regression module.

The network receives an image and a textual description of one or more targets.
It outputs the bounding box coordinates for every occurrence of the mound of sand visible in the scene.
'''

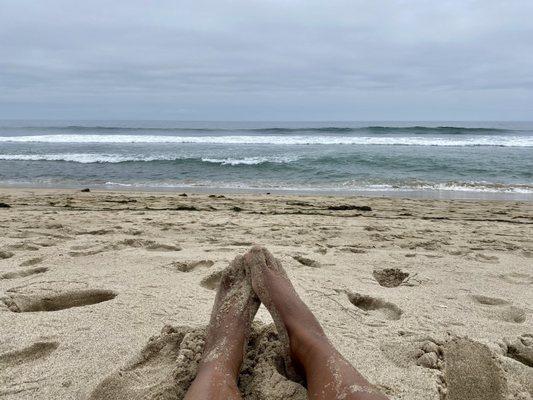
[88,323,306,400]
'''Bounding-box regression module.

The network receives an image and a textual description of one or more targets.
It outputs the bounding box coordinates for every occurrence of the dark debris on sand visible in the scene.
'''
[174,205,198,211]
[327,205,372,211]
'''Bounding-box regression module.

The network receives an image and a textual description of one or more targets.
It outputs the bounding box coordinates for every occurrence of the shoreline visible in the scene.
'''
[1,183,532,202]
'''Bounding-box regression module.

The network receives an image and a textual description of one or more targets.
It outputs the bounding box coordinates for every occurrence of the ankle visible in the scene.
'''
[186,366,241,400]
[287,323,332,367]
[195,360,240,383]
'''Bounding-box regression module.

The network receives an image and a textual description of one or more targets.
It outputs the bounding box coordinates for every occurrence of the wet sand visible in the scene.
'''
[0,188,532,399]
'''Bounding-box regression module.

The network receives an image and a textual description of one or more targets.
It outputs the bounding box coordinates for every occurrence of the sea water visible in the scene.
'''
[0,120,532,200]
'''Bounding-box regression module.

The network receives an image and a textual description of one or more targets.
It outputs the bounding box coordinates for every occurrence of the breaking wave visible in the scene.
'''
[0,154,299,165]
[0,134,531,146]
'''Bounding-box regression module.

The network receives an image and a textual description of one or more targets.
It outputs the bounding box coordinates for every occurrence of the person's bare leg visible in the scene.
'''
[245,246,388,400]
[184,255,260,400]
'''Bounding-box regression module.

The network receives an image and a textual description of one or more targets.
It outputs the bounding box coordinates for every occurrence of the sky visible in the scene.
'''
[1,0,532,121]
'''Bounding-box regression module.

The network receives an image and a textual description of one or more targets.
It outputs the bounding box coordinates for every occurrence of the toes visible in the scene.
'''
[262,247,278,267]
[244,245,276,267]
[220,256,246,289]
[244,246,267,267]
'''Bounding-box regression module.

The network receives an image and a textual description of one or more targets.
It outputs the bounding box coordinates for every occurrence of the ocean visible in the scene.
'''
[0,120,532,200]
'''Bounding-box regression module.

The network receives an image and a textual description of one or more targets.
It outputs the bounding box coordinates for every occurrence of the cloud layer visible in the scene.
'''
[1,0,532,120]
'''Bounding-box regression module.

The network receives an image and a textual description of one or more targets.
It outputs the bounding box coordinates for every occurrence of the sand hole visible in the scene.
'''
[0,266,48,280]
[346,292,402,320]
[2,289,117,312]
[0,342,59,368]
[373,268,409,287]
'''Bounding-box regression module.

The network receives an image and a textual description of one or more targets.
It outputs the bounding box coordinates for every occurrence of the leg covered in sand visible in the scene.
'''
[245,246,388,400]
[184,255,260,400]
[185,246,388,399]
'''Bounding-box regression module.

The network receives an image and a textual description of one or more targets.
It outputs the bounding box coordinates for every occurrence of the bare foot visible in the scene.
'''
[184,255,260,400]
[244,245,326,380]
[245,246,388,400]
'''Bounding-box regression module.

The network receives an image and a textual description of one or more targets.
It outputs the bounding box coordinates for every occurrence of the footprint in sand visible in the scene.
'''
[498,306,527,323]
[474,253,499,263]
[292,255,321,268]
[170,260,214,272]
[110,238,181,251]
[471,294,526,324]
[471,295,510,306]
[19,257,44,267]
[0,266,48,280]
[5,242,40,251]
[88,324,306,400]
[69,238,182,257]
[0,341,61,396]
[499,272,533,286]
[380,337,443,369]
[200,270,224,290]
[346,291,402,320]
[68,248,106,257]
[32,238,57,247]
[373,268,409,288]
[0,341,59,368]
[1,289,117,312]
[0,250,15,260]
[504,334,533,367]
[76,228,115,235]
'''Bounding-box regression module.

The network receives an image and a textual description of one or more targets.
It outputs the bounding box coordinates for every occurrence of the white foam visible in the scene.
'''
[100,180,533,194]
[0,154,300,164]
[0,154,150,163]
[201,156,298,165]
[0,134,532,146]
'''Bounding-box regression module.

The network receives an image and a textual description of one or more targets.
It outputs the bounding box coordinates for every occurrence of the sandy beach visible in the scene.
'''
[0,187,531,399]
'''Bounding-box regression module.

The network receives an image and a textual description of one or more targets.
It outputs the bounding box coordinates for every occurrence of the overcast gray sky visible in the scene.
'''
[1,0,532,120]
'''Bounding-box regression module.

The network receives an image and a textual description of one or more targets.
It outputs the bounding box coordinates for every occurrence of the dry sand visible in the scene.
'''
[0,187,532,399]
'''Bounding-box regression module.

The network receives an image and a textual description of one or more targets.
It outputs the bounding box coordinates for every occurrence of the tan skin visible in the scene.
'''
[184,247,388,400]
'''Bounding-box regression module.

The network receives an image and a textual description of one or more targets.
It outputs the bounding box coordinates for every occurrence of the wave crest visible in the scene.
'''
[0,154,299,165]
[0,134,530,147]
[201,156,297,165]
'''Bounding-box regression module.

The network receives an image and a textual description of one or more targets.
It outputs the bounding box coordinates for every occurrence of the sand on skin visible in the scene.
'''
[0,187,532,399]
